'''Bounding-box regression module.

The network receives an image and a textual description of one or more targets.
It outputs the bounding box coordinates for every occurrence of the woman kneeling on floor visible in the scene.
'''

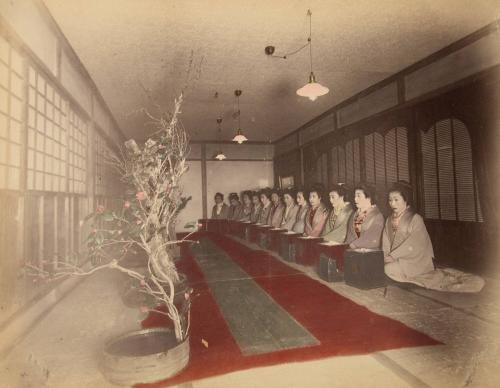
[383,181,485,292]
[383,181,434,282]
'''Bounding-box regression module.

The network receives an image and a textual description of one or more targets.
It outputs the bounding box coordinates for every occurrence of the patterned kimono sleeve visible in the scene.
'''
[350,212,384,249]
[310,210,328,237]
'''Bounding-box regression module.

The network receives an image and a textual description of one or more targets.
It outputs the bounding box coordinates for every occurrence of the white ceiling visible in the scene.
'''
[43,0,500,142]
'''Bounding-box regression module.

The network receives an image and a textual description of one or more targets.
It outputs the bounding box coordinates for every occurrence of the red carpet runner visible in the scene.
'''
[138,232,440,387]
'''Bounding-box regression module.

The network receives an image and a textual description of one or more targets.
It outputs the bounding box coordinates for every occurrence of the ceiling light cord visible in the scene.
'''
[308,9,313,74]
[265,9,312,60]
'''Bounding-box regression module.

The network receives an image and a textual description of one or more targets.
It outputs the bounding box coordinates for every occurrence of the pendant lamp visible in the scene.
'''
[296,10,329,101]
[214,117,226,160]
[232,90,248,144]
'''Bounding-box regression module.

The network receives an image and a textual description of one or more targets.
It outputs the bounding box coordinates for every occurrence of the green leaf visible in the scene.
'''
[103,211,114,222]
[184,221,197,229]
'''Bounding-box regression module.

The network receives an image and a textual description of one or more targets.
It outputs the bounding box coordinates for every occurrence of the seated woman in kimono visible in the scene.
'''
[280,188,299,230]
[211,192,229,219]
[257,189,273,225]
[238,190,253,221]
[383,182,435,282]
[250,191,262,223]
[292,189,310,234]
[322,184,354,244]
[228,192,243,220]
[304,185,328,237]
[381,181,485,292]
[269,188,285,228]
[345,184,384,249]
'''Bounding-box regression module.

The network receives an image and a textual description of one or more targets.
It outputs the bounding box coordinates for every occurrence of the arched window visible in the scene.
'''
[364,127,409,191]
[331,138,361,186]
[421,118,483,222]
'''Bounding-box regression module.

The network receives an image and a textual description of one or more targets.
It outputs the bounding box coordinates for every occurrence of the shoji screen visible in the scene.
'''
[0,37,24,190]
[27,66,68,192]
[68,109,87,194]
[421,118,482,222]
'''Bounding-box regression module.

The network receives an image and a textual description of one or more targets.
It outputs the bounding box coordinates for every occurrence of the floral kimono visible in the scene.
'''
[345,205,384,249]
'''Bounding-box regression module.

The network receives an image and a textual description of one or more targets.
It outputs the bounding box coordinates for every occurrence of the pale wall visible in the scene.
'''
[205,160,274,219]
[176,161,203,232]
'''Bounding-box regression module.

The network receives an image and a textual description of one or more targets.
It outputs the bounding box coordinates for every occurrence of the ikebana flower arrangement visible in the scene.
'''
[27,94,196,344]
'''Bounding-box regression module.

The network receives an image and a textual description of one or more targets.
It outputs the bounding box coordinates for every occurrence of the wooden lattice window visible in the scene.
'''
[27,66,68,192]
[331,138,360,186]
[421,118,483,222]
[364,127,409,190]
[0,36,24,190]
[315,152,328,186]
[68,109,87,194]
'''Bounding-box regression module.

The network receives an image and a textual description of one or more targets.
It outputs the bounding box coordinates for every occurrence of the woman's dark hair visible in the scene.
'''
[388,181,413,205]
[251,190,259,199]
[241,190,252,201]
[229,192,239,201]
[283,188,297,202]
[353,183,376,204]
[309,183,326,202]
[259,188,272,200]
[296,187,309,201]
[270,187,282,197]
[329,184,350,201]
[214,192,224,200]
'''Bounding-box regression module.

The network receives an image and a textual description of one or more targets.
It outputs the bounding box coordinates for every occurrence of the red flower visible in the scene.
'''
[123,201,131,209]
[136,192,146,201]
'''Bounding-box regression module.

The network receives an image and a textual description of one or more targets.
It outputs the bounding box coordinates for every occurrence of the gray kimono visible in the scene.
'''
[345,205,384,249]
[211,203,229,219]
[280,204,299,231]
[304,203,328,237]
[322,203,354,244]
[239,205,252,222]
[292,204,310,234]
[228,202,243,220]
[383,209,434,280]
[250,204,262,223]
[269,203,285,228]
[258,203,272,225]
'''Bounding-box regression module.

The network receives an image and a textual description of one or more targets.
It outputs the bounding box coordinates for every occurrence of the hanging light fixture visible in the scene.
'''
[264,9,329,101]
[296,9,329,101]
[214,117,226,160]
[232,90,248,144]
